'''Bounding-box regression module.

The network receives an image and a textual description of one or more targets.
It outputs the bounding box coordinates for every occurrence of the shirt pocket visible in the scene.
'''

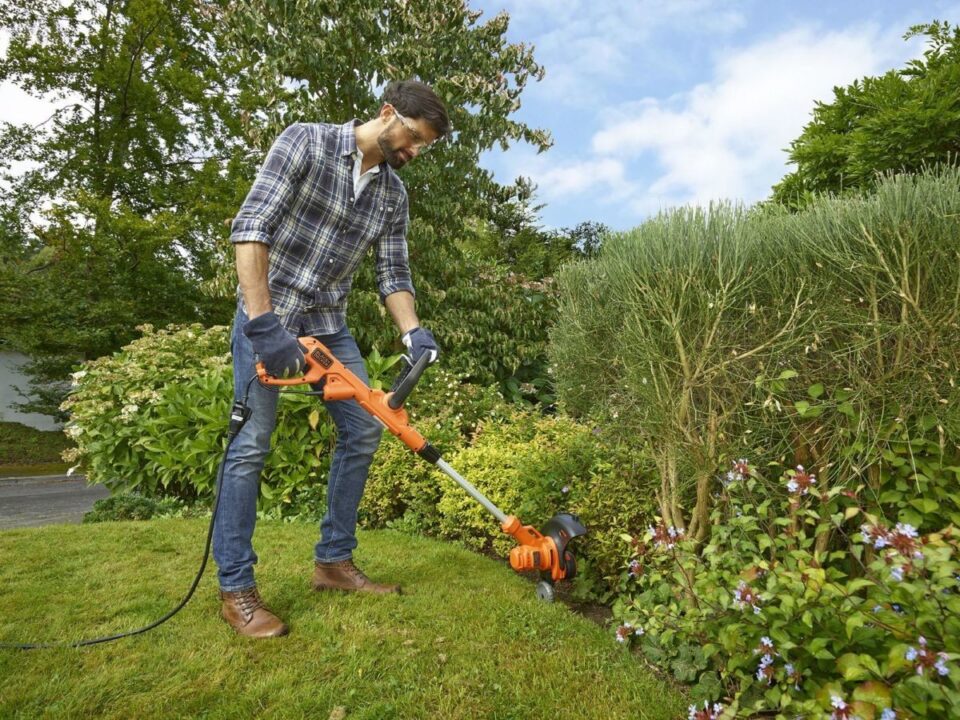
[368,198,397,239]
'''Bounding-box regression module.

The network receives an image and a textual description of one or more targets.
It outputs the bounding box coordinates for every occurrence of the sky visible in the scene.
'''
[1,2,957,232]
[470,0,959,230]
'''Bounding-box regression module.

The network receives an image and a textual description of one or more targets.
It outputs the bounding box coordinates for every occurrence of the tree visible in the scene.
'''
[772,21,960,209]
[0,0,552,413]
[0,0,244,413]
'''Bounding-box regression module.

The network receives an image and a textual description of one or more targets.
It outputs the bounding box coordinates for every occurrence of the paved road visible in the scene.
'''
[0,475,110,530]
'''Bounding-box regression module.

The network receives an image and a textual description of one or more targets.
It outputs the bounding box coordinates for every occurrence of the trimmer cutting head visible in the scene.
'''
[501,511,588,601]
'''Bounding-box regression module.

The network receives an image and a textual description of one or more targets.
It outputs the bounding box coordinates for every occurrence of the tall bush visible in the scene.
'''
[551,203,809,540]
[551,168,960,546]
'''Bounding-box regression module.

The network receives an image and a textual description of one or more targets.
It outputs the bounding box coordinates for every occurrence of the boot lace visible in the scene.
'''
[234,588,266,620]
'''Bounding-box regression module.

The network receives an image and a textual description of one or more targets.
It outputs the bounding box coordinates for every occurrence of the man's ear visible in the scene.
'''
[379,103,394,124]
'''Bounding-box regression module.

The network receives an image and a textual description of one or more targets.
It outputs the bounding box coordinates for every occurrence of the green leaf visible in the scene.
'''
[908,498,938,514]
[853,681,892,708]
[846,578,875,593]
[838,653,870,681]
[846,612,866,639]
[807,383,825,399]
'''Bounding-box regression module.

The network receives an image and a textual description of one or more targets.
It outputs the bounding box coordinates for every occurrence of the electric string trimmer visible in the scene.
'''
[258,337,587,602]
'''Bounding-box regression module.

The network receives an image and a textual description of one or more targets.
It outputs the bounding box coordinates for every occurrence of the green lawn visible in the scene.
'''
[0,421,71,474]
[0,519,685,719]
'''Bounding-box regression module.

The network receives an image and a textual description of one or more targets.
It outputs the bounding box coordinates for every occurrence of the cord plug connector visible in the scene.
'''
[228,401,252,438]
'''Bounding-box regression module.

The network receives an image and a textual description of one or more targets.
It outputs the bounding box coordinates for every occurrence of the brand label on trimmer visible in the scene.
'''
[312,349,333,368]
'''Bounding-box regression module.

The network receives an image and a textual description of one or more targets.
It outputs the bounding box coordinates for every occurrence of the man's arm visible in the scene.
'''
[384,290,419,335]
[236,242,273,319]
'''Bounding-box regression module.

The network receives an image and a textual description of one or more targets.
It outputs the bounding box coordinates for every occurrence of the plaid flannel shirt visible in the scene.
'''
[230,121,414,336]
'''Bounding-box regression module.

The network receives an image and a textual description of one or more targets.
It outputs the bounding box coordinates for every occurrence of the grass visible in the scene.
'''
[0,519,685,720]
[0,421,71,473]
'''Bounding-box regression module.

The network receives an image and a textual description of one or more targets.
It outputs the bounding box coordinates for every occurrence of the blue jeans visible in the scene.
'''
[213,310,384,591]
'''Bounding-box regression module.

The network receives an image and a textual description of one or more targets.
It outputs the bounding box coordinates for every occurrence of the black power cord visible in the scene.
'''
[1,378,258,650]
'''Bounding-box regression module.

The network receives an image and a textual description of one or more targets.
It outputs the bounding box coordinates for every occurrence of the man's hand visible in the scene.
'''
[402,327,439,364]
[243,311,305,377]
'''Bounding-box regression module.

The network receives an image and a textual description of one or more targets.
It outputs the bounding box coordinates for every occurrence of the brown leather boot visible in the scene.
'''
[219,586,289,638]
[311,559,401,594]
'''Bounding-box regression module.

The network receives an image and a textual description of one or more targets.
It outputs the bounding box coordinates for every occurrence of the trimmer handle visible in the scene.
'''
[387,352,432,409]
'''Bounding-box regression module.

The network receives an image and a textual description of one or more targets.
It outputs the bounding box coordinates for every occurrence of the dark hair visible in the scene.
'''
[383,80,451,138]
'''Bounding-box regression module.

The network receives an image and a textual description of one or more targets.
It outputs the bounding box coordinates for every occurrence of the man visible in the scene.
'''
[214,80,450,638]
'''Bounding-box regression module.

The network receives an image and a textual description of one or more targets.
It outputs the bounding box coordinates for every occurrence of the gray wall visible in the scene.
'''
[0,352,61,431]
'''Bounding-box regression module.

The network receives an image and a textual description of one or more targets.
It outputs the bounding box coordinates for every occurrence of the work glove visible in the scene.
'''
[242,311,305,378]
[402,326,439,364]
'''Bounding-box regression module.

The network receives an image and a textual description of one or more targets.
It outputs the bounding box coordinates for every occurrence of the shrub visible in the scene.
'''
[436,409,598,556]
[64,323,513,524]
[551,168,960,546]
[614,458,960,718]
[83,493,181,522]
[63,323,337,508]
[564,439,659,596]
[359,363,510,531]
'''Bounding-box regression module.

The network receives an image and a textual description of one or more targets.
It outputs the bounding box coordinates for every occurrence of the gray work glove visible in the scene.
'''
[242,311,305,377]
[402,327,439,364]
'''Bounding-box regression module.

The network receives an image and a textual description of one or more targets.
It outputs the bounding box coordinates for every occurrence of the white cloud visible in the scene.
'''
[590,23,924,211]
[496,147,636,210]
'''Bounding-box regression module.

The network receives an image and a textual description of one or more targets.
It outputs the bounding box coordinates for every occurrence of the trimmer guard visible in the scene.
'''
[541,513,588,580]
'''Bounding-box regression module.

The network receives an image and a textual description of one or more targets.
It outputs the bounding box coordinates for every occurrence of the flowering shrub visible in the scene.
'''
[614,459,960,718]
[62,323,337,508]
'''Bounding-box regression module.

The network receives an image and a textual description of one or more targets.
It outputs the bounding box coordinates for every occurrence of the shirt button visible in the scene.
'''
[328,259,334,264]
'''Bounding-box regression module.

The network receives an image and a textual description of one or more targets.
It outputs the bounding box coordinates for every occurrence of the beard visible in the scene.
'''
[377,126,410,169]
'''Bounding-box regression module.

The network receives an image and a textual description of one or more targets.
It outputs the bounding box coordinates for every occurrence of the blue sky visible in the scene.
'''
[471,0,959,230]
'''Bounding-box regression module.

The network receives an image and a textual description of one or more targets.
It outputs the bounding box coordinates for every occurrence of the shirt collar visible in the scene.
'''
[338,120,361,158]
[339,118,394,177]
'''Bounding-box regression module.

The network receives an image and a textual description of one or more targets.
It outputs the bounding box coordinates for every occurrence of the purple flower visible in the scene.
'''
[648,522,684,549]
[755,651,775,684]
[786,465,816,495]
[906,636,951,677]
[615,623,643,644]
[722,458,751,487]
[880,710,896,720]
[784,662,802,689]
[688,702,724,720]
[890,565,904,582]
[830,695,855,720]
[754,636,776,656]
[732,581,762,614]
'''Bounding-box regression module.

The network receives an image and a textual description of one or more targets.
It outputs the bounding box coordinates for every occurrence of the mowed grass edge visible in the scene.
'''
[0,519,685,719]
